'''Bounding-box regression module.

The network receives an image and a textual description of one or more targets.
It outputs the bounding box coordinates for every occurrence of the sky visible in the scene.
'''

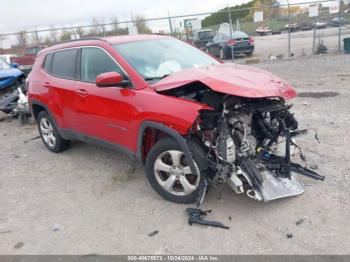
[1,0,255,34]
[0,0,325,34]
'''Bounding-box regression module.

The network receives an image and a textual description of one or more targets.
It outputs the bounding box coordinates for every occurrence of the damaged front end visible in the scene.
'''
[160,85,324,203]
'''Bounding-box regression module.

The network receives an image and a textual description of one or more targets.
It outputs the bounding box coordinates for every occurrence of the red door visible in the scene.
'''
[45,49,80,129]
[72,47,137,150]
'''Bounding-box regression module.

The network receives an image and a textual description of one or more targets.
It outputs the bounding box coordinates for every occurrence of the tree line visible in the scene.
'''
[15,15,151,48]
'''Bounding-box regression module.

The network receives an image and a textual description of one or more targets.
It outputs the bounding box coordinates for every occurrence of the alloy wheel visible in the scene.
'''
[153,150,200,196]
[40,117,56,148]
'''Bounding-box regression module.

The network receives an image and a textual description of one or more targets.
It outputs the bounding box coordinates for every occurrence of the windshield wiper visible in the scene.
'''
[144,74,170,81]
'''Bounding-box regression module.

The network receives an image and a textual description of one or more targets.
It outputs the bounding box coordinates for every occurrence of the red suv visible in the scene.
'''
[28,35,323,204]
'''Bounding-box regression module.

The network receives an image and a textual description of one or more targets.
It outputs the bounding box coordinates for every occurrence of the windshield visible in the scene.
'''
[114,38,218,81]
[0,58,10,70]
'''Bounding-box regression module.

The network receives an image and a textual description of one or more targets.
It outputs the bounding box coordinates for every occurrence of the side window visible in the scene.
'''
[43,53,53,73]
[51,49,78,79]
[81,47,123,83]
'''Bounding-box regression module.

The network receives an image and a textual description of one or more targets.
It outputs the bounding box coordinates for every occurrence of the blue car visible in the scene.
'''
[0,57,24,90]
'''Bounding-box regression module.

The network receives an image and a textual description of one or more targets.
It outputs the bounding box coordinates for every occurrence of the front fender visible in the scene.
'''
[136,120,199,177]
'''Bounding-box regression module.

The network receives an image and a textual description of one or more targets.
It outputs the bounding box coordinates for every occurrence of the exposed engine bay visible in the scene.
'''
[161,83,325,203]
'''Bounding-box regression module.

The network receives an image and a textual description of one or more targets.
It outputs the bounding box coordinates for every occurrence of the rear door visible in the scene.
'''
[73,47,136,150]
[42,48,79,129]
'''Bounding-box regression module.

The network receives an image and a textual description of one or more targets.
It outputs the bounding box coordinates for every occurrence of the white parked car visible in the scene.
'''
[0,54,17,64]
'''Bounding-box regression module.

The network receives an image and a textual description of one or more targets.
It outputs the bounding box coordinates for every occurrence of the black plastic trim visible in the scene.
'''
[30,100,68,140]
[97,80,131,88]
[136,121,198,176]
[31,100,57,123]
[59,128,136,159]
[49,37,109,47]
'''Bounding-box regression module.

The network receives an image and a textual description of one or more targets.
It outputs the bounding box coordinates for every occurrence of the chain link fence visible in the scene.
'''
[0,0,349,61]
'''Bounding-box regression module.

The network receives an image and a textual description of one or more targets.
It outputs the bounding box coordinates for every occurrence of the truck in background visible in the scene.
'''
[10,47,43,75]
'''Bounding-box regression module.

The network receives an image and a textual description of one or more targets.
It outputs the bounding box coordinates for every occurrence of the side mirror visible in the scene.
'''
[10,63,19,68]
[96,72,127,87]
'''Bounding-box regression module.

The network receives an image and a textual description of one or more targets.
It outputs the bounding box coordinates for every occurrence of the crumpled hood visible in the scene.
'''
[152,63,296,100]
[0,68,23,89]
[0,67,23,78]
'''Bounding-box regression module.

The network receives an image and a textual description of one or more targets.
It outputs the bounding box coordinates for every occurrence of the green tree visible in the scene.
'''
[202,2,254,27]
[201,0,278,27]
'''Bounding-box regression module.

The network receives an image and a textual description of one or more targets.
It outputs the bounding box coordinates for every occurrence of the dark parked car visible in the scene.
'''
[194,29,214,50]
[207,31,254,59]
[284,23,299,32]
[300,22,313,31]
[329,17,345,27]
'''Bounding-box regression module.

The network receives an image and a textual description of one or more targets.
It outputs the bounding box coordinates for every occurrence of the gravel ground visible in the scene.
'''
[253,26,350,60]
[0,54,349,255]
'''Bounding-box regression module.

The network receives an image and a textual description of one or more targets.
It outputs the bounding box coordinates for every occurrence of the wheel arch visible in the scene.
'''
[30,100,67,138]
[136,121,199,177]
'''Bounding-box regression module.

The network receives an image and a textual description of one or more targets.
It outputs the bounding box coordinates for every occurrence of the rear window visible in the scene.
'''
[51,49,78,79]
[43,53,53,72]
[232,31,249,39]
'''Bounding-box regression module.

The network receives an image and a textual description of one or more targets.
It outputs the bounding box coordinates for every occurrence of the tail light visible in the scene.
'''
[249,37,254,44]
[227,39,236,46]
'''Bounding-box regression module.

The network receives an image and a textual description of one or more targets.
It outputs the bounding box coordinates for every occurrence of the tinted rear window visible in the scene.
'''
[51,49,78,79]
[43,53,53,72]
[232,31,249,39]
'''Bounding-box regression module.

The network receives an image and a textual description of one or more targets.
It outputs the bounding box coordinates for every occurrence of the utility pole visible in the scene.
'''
[338,0,341,53]
[312,17,317,54]
[168,11,173,35]
[227,4,234,62]
[287,0,291,57]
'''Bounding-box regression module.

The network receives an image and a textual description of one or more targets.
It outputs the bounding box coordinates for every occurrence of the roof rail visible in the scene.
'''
[49,37,109,47]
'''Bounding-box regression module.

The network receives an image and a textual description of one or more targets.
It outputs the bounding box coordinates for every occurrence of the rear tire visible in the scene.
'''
[145,138,207,203]
[37,111,70,153]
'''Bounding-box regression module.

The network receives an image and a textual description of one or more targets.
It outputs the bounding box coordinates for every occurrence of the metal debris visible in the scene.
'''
[24,136,41,144]
[14,242,24,249]
[186,208,229,230]
[296,218,304,226]
[148,230,159,237]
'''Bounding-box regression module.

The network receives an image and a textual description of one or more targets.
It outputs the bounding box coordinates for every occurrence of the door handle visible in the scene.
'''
[43,82,51,88]
[75,89,88,97]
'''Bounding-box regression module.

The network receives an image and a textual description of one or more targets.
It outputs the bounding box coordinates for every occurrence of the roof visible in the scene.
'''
[102,34,171,44]
[39,34,172,55]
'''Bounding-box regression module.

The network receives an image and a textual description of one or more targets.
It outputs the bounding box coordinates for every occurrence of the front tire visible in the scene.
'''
[145,138,207,203]
[37,111,70,153]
